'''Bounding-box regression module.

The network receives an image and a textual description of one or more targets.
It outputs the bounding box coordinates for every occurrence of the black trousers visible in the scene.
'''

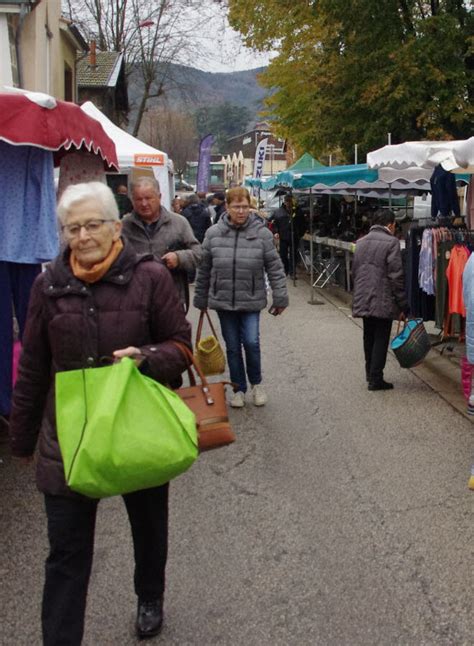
[362,317,393,384]
[279,239,290,274]
[42,484,169,646]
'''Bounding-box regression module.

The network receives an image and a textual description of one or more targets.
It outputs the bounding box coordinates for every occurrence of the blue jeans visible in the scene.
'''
[217,311,262,393]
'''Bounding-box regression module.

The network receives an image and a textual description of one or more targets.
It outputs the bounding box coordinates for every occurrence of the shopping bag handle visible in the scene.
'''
[396,313,407,335]
[196,310,219,345]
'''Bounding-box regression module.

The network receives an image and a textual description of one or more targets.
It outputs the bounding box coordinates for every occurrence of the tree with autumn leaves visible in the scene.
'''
[226,0,473,161]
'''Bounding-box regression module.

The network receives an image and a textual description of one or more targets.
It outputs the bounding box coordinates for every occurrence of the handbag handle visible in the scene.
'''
[195,310,219,345]
[172,341,217,404]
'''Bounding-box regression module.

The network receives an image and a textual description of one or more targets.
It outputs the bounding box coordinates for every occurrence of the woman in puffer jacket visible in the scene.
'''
[194,187,288,408]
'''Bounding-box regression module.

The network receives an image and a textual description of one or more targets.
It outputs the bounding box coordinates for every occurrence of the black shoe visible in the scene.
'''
[136,598,163,639]
[368,381,394,391]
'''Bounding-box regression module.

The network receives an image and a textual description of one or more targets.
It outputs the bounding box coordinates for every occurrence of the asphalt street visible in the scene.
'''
[1,279,473,645]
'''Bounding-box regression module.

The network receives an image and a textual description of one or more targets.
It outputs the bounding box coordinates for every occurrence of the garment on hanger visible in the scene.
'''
[0,262,41,416]
[0,141,58,264]
[405,227,435,321]
[57,150,107,199]
[418,228,435,295]
[466,177,474,231]
[446,244,470,316]
[463,253,474,364]
[430,165,461,219]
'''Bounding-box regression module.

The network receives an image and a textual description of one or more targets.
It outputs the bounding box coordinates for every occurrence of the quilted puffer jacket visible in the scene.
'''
[193,212,288,312]
[352,225,408,320]
[9,240,191,497]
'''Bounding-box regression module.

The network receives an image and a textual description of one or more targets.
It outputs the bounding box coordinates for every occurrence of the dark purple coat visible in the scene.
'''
[9,240,191,497]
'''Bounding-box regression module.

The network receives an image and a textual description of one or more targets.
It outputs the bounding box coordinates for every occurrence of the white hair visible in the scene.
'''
[130,176,161,195]
[57,182,119,225]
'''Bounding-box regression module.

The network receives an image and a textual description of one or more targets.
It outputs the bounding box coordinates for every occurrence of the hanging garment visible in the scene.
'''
[418,229,435,295]
[0,141,58,264]
[0,262,41,416]
[405,228,436,321]
[446,245,470,316]
[463,253,474,363]
[435,239,454,329]
[466,177,474,231]
[57,150,107,199]
[430,165,461,219]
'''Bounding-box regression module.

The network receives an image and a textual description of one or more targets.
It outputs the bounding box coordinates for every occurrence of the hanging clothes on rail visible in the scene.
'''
[418,228,435,295]
[0,141,58,417]
[430,165,461,219]
[446,244,470,317]
[405,227,436,321]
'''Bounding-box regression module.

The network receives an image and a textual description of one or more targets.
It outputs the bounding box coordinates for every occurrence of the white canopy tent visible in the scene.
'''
[80,101,173,208]
[367,138,474,174]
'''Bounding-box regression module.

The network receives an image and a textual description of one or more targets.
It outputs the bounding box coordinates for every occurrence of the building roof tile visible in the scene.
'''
[76,51,123,88]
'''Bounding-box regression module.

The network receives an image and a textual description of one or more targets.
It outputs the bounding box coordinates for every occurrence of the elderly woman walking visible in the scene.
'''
[194,187,288,408]
[9,182,191,645]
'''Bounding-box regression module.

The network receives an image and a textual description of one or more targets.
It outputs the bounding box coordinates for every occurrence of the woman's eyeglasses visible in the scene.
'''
[62,219,115,239]
[229,205,250,212]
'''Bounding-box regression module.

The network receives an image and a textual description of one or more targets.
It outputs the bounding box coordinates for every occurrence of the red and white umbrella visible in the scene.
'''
[0,90,119,170]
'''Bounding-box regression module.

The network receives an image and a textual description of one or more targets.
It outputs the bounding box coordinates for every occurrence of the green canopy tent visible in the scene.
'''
[286,153,325,172]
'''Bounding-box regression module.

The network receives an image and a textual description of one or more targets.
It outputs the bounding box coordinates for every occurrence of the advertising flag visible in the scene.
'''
[196,134,214,193]
[253,137,268,178]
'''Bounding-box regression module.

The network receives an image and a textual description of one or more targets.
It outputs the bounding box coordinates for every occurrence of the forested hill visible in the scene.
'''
[128,63,268,124]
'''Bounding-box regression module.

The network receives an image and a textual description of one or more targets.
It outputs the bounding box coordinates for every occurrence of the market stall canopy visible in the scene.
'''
[367,138,474,174]
[0,90,119,170]
[248,163,469,193]
[80,101,169,170]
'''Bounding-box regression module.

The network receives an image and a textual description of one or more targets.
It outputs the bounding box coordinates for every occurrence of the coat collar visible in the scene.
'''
[219,212,263,238]
[43,238,152,297]
[128,206,173,229]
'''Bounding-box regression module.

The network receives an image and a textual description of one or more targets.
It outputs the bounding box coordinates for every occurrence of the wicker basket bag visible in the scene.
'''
[390,316,431,369]
[194,310,226,376]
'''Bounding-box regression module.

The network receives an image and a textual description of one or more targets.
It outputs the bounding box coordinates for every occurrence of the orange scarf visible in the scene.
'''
[70,239,124,284]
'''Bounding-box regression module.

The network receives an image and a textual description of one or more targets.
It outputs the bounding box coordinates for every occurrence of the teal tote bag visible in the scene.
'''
[56,358,198,498]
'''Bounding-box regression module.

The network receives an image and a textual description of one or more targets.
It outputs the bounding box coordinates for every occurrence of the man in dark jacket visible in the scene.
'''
[352,210,408,391]
[270,194,304,277]
[122,177,201,312]
[182,193,212,243]
[212,192,226,223]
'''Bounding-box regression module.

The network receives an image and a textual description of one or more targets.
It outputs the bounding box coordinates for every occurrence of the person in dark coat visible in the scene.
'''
[352,209,408,391]
[212,192,226,223]
[182,193,212,243]
[270,194,303,277]
[9,182,192,644]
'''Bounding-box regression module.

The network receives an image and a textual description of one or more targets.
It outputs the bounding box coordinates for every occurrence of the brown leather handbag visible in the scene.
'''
[172,342,236,452]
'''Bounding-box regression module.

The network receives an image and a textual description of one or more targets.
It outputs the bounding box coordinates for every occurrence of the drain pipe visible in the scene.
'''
[14,2,30,88]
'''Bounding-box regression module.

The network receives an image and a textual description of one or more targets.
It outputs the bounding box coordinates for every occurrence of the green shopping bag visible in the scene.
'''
[55,358,198,498]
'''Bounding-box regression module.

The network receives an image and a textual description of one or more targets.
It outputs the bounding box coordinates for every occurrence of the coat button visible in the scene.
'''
[89,307,95,314]
[86,357,94,365]
[81,286,87,292]
[48,285,54,290]
[66,285,71,290]
[118,275,124,281]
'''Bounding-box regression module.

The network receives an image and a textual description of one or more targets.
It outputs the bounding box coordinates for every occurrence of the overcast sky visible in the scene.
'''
[189,9,276,73]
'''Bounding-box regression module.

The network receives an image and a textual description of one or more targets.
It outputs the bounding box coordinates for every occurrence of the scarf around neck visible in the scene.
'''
[70,239,124,284]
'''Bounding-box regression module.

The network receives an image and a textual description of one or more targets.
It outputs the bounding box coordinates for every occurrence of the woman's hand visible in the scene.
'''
[269,306,286,316]
[113,347,144,366]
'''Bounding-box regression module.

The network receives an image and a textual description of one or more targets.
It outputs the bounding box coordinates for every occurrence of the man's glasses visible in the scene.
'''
[62,219,114,239]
